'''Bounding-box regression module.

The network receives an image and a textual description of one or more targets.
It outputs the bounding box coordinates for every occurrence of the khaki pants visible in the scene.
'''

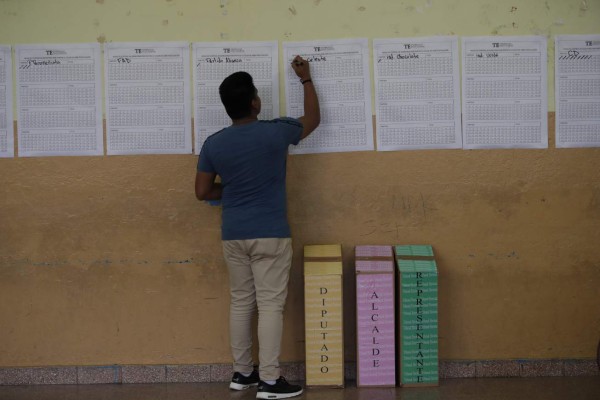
[222,238,293,381]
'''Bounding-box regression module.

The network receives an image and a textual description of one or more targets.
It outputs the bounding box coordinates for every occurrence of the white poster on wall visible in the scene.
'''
[0,45,13,158]
[461,36,548,149]
[283,38,374,154]
[373,36,462,151]
[193,41,279,154]
[16,43,103,157]
[555,35,600,148]
[105,42,192,155]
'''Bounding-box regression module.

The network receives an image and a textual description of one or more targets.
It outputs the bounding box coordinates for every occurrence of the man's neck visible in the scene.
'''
[231,116,258,126]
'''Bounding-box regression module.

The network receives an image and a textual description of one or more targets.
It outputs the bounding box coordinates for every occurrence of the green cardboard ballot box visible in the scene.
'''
[395,245,439,387]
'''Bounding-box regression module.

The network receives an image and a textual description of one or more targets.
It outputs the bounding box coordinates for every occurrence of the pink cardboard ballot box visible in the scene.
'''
[355,245,396,387]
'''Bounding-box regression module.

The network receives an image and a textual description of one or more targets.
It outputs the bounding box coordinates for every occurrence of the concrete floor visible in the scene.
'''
[0,377,598,400]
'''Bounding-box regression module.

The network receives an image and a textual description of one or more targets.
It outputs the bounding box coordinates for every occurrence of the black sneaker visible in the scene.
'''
[229,370,260,390]
[256,376,303,399]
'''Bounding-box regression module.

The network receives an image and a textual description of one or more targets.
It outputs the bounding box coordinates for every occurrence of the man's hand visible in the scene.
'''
[291,55,311,82]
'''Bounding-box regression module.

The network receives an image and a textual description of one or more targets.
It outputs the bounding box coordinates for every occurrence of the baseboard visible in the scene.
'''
[0,359,597,385]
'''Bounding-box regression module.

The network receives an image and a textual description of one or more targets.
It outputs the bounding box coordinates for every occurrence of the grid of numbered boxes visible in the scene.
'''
[303,244,439,388]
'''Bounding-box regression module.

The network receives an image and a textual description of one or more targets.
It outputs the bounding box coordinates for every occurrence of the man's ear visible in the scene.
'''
[251,97,260,114]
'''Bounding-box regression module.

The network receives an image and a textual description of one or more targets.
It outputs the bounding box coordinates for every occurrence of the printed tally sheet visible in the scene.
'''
[462,36,548,149]
[105,42,192,155]
[16,43,103,156]
[0,45,13,158]
[555,35,600,148]
[373,37,461,150]
[193,41,279,154]
[283,38,374,154]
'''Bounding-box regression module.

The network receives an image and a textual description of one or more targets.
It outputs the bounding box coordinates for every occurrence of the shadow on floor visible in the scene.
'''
[0,377,598,400]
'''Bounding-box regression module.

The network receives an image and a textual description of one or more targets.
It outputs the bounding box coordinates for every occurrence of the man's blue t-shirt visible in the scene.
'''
[197,118,303,241]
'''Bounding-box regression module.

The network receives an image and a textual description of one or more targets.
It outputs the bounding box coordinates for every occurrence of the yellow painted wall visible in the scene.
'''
[0,0,599,367]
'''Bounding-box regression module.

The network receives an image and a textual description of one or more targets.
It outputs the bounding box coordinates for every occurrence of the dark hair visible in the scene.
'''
[219,71,256,119]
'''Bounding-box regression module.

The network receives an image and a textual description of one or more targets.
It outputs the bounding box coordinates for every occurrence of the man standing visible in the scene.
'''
[195,56,319,399]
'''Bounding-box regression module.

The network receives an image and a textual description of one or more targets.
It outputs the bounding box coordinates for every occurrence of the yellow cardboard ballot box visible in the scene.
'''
[304,244,344,388]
